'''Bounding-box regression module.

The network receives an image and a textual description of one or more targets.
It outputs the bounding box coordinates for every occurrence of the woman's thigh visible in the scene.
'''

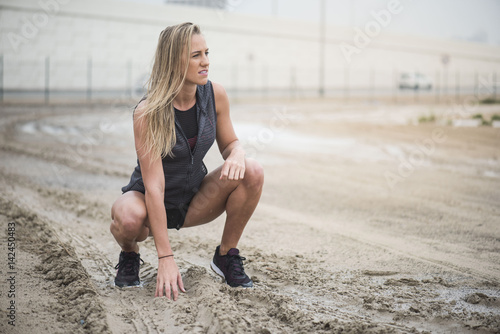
[182,165,240,228]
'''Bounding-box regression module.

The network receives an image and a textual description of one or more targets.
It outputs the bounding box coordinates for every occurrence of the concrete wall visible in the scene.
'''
[1,0,499,99]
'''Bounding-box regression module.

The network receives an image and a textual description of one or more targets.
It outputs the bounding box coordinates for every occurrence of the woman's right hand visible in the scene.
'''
[155,257,186,300]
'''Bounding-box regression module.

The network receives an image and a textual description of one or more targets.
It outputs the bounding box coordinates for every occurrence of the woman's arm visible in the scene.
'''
[212,82,246,180]
[133,101,185,299]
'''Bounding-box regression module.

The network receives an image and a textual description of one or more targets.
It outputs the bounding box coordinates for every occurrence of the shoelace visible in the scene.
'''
[115,254,144,275]
[227,255,246,276]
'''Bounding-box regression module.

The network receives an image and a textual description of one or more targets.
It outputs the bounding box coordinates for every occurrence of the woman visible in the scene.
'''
[110,22,264,300]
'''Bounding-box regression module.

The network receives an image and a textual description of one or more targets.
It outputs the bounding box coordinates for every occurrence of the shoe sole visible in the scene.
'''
[210,260,253,288]
[210,260,226,280]
[114,273,141,288]
[114,281,141,288]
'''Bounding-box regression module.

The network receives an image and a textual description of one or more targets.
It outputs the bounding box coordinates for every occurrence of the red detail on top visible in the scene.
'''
[188,136,197,150]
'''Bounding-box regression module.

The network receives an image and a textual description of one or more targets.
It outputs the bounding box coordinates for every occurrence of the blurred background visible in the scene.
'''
[0,0,499,103]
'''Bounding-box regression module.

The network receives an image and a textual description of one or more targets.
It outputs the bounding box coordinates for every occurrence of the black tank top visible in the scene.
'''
[174,104,198,151]
[122,81,217,210]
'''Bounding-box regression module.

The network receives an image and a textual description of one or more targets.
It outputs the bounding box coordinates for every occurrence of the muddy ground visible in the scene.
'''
[0,98,499,333]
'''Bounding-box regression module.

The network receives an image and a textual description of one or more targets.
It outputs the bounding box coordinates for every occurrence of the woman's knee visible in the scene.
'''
[244,158,264,190]
[111,202,147,237]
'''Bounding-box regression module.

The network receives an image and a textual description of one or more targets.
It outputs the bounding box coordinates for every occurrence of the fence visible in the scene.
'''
[0,55,498,104]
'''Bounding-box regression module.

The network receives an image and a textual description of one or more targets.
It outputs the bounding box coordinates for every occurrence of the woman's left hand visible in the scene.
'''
[220,147,245,181]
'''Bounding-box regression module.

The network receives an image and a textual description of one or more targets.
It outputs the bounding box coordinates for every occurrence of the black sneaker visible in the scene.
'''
[210,246,253,288]
[114,251,143,287]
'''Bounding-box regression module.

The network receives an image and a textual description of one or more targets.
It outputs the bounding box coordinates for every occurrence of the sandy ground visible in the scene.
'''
[0,97,499,334]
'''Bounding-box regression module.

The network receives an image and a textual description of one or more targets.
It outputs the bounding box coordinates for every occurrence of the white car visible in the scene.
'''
[399,72,432,90]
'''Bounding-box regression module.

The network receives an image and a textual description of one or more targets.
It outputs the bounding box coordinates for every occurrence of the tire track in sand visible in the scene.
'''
[1,163,421,333]
[0,168,172,333]
[0,195,111,333]
[257,202,500,284]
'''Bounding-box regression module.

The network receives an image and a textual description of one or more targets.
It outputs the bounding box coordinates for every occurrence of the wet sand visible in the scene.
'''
[0,98,499,333]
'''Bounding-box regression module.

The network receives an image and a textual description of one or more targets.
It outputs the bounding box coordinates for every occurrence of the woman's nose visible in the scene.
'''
[202,54,209,66]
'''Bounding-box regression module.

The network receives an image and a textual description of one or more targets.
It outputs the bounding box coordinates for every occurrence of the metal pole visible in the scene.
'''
[443,65,448,96]
[474,70,478,98]
[414,81,418,104]
[318,0,326,97]
[232,63,238,99]
[435,70,440,103]
[263,64,268,100]
[0,54,3,103]
[493,72,497,101]
[350,0,356,27]
[272,0,278,16]
[87,57,92,102]
[45,56,50,104]
[393,68,398,104]
[344,66,349,101]
[127,59,132,98]
[370,68,374,100]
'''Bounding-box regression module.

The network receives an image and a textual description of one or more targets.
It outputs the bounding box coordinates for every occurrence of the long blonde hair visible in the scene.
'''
[140,22,201,159]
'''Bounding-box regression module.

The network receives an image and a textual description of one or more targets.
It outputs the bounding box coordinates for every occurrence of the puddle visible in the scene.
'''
[235,122,400,163]
[18,114,399,164]
[484,170,500,178]
[17,114,133,148]
[20,121,81,136]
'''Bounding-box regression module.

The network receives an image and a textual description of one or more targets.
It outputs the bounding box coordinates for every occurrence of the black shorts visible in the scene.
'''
[166,202,190,230]
[122,187,190,231]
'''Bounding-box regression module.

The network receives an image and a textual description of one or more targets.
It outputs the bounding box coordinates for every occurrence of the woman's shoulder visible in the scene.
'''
[137,98,147,109]
[208,81,229,115]
[210,81,225,95]
[210,81,228,103]
[134,97,148,117]
[132,99,148,126]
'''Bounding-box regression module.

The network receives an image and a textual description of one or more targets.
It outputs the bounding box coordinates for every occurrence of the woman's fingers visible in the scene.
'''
[155,277,164,297]
[220,161,230,179]
[228,163,237,180]
[165,285,172,300]
[170,283,178,301]
[156,281,175,299]
[231,163,245,180]
[221,160,246,180]
[178,274,186,293]
[155,273,185,300]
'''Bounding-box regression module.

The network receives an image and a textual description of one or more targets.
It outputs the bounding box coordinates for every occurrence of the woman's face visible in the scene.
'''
[184,34,209,86]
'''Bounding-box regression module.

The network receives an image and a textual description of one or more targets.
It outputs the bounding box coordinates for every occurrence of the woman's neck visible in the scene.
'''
[174,83,197,110]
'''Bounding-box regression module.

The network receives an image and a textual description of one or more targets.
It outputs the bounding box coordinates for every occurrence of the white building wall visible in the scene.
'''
[1,0,499,98]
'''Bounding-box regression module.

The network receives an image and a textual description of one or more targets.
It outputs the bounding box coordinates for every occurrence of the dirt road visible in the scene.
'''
[0,99,499,333]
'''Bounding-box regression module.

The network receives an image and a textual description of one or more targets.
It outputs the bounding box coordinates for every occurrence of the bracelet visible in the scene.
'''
[158,254,174,260]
